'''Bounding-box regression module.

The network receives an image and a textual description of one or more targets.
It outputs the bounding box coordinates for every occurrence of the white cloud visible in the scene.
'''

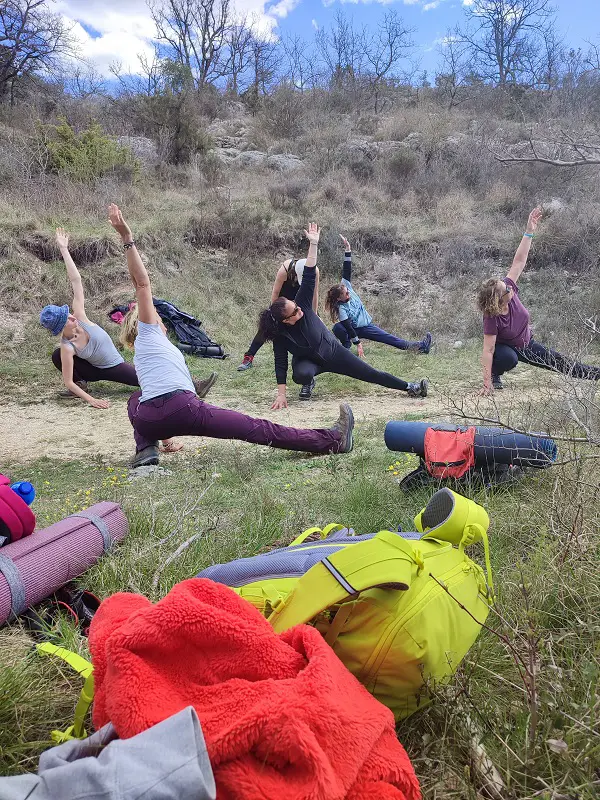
[311,18,320,29]
[423,0,439,8]
[268,0,301,18]
[56,0,300,75]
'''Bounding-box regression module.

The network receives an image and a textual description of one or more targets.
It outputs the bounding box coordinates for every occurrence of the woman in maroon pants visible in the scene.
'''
[109,206,354,468]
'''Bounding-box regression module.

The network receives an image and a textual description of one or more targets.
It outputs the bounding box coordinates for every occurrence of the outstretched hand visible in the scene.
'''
[55,227,69,249]
[108,203,132,241]
[526,207,543,234]
[478,385,493,397]
[89,398,110,409]
[339,234,350,251]
[271,394,288,410]
[303,222,320,246]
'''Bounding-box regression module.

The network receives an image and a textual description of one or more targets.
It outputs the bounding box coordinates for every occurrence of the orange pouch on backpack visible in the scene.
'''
[424,427,476,479]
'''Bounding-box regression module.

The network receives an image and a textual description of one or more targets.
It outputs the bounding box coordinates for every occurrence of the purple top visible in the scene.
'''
[483,277,531,349]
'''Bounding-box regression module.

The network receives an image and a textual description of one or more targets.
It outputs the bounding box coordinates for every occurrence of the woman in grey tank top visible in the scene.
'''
[39,228,141,410]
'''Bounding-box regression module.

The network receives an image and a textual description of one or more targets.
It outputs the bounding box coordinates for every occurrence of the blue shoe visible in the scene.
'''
[419,333,432,354]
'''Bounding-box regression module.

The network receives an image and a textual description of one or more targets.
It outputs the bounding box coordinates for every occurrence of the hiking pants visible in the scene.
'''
[244,331,266,359]
[492,339,600,380]
[291,346,409,391]
[52,348,139,386]
[127,390,342,454]
[332,322,418,351]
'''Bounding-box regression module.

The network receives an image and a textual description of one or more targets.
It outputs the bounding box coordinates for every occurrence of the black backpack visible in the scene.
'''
[152,299,227,359]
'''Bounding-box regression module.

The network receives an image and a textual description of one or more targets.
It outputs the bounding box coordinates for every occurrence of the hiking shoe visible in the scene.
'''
[419,333,432,355]
[237,355,254,371]
[406,379,428,398]
[193,372,217,399]
[332,403,354,453]
[492,375,503,390]
[299,378,315,400]
[131,445,159,468]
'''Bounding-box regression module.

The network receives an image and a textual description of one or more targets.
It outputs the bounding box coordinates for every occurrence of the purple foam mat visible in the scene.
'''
[0,501,128,626]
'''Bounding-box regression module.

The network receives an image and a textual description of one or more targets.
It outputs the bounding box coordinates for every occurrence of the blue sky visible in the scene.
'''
[56,0,600,78]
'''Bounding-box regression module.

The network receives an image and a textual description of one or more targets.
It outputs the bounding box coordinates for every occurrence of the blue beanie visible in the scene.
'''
[40,304,69,335]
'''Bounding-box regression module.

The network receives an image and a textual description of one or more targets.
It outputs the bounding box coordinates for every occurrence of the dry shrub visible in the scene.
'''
[268,179,309,210]
[348,155,375,181]
[258,86,305,139]
[384,148,419,198]
[434,191,475,228]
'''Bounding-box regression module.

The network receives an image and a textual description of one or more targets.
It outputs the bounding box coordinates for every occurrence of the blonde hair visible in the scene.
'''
[477,278,506,317]
[119,304,139,349]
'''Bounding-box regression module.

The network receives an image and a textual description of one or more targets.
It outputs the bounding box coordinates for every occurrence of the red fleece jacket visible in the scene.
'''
[89,578,420,800]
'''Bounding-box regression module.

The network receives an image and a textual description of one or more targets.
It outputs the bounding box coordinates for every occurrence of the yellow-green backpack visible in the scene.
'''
[198,488,494,720]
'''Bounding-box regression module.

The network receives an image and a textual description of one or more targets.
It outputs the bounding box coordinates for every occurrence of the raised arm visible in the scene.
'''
[271,265,288,304]
[108,204,156,325]
[295,223,320,311]
[339,235,352,283]
[313,267,320,313]
[56,228,88,322]
[507,207,542,284]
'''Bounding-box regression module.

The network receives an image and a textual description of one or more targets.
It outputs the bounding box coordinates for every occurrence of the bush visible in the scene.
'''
[259,85,305,139]
[268,179,309,210]
[40,121,139,182]
[387,148,419,182]
[349,156,375,181]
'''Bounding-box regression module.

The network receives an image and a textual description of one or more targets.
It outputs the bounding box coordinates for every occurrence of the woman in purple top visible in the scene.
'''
[477,207,600,394]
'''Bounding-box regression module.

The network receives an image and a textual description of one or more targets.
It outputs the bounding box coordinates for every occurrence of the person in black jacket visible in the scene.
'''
[326,235,432,357]
[257,223,428,408]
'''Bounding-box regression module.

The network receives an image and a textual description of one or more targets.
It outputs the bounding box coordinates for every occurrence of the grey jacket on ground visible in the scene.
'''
[0,706,216,800]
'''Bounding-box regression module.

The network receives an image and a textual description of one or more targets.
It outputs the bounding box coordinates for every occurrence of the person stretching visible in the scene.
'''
[478,206,600,394]
[108,205,354,468]
[326,236,432,358]
[258,223,428,409]
[237,258,320,399]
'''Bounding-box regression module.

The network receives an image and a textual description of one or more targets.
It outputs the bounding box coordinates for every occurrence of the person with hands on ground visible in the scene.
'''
[40,227,140,410]
[109,206,355,467]
[326,235,432,358]
[237,255,320,383]
[478,206,600,396]
[258,223,428,410]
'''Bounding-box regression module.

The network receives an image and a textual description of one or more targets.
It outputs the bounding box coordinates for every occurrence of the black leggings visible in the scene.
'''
[292,346,409,391]
[52,348,139,386]
[493,340,600,380]
[245,332,266,358]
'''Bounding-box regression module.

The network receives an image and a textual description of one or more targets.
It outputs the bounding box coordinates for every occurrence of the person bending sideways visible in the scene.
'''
[257,223,428,408]
[326,235,432,358]
[39,228,215,454]
[237,257,320,397]
[108,205,354,468]
[478,206,600,395]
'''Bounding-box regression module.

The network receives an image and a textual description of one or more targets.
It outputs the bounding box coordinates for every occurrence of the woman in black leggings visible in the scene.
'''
[258,224,428,409]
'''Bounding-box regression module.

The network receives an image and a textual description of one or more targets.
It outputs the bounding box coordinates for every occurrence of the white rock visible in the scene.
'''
[453,340,463,349]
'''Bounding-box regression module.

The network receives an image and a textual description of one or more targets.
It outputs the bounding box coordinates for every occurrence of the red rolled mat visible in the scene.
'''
[0,501,128,626]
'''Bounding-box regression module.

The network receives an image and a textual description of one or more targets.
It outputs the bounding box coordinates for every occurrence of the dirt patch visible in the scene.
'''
[0,382,542,465]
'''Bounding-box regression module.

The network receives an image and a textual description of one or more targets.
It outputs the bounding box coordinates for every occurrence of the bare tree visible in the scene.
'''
[435,32,473,109]
[148,0,231,90]
[0,0,77,104]
[315,10,366,93]
[363,10,414,112]
[280,32,316,91]
[456,0,558,88]
[224,15,253,95]
[244,34,280,109]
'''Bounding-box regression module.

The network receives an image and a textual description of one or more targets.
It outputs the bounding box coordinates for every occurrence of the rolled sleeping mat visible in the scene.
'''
[0,501,128,626]
[384,421,557,468]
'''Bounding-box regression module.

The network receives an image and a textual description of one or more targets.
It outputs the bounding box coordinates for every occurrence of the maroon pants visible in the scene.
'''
[127,390,342,454]
[52,348,139,386]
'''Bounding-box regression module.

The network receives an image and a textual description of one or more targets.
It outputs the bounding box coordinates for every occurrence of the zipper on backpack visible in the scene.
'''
[359,561,467,687]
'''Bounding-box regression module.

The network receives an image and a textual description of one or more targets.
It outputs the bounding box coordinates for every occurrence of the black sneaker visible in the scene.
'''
[406,379,428,398]
[131,445,159,468]
[299,378,315,400]
[492,375,503,390]
[332,403,354,453]
[419,333,432,354]
[193,372,218,398]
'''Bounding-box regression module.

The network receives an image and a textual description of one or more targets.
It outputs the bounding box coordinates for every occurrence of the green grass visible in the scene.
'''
[1,177,600,795]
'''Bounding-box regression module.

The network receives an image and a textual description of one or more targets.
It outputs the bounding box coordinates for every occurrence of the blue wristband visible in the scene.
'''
[523,233,533,238]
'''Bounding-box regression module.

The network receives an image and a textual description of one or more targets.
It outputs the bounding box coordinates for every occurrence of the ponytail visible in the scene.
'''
[325,284,346,322]
[257,297,289,341]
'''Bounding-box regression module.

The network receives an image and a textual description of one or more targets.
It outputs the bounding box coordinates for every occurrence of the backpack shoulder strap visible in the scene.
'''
[37,643,94,742]
[268,529,416,633]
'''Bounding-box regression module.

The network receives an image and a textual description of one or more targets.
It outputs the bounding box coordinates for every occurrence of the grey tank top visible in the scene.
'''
[62,320,123,369]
